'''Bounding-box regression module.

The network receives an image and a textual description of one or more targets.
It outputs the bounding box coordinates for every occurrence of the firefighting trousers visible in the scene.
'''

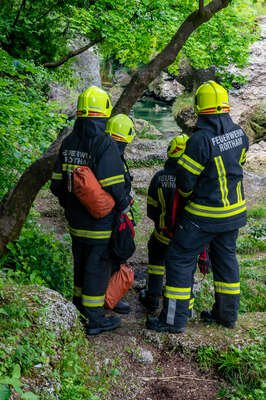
[146,233,168,297]
[72,238,112,310]
[146,233,195,314]
[161,217,240,329]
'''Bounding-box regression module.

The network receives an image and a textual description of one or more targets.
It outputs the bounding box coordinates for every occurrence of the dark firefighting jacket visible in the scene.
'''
[147,158,185,245]
[50,118,130,243]
[175,114,249,232]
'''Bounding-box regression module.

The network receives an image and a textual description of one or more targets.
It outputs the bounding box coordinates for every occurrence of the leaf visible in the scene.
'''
[0,384,11,400]
[12,364,21,380]
[0,308,9,316]
[21,392,40,400]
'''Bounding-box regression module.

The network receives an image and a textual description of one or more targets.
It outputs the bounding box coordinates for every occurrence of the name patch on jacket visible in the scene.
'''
[62,149,89,165]
[211,129,244,152]
[159,175,176,189]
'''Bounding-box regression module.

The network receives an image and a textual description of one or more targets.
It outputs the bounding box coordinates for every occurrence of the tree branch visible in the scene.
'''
[12,0,26,28]
[199,0,204,14]
[0,126,72,254]
[113,0,230,115]
[43,39,101,68]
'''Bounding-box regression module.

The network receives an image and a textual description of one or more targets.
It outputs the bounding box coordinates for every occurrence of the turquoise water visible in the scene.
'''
[132,97,180,137]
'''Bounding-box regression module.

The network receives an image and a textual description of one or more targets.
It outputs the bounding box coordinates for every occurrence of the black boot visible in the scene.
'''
[146,315,186,334]
[139,289,160,312]
[200,310,235,329]
[85,308,121,336]
[113,299,131,315]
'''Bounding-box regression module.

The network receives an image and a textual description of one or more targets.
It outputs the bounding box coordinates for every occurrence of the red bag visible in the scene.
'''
[105,263,134,309]
[73,166,115,219]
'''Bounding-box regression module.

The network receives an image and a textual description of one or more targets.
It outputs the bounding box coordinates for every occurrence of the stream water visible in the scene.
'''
[132,97,181,137]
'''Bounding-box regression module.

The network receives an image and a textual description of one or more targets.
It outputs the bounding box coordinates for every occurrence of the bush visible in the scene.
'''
[0,216,73,299]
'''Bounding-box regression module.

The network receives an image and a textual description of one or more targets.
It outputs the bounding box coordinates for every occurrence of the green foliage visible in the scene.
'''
[0,49,68,197]
[237,220,266,254]
[197,342,266,400]
[0,215,73,299]
[0,278,117,400]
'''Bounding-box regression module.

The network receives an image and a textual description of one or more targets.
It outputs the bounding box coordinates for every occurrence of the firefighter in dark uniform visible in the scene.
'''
[138,135,192,311]
[105,113,136,314]
[50,86,131,335]
[147,81,249,333]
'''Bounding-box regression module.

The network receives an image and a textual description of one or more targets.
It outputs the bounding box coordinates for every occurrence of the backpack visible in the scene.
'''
[110,212,136,262]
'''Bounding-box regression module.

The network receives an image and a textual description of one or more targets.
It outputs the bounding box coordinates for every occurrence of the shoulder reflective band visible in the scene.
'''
[214,156,229,207]
[147,264,165,276]
[177,154,205,176]
[236,181,242,203]
[239,148,247,165]
[82,294,105,307]
[178,188,192,198]
[164,285,191,300]
[154,229,170,245]
[99,174,124,187]
[158,187,166,229]
[69,227,112,239]
[52,172,63,180]
[214,281,240,295]
[147,195,159,207]
[185,200,246,218]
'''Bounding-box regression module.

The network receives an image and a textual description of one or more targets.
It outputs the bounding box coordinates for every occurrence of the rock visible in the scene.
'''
[48,41,101,115]
[113,68,132,87]
[132,347,154,364]
[134,118,163,138]
[239,102,266,143]
[148,72,185,102]
[125,137,168,161]
[20,285,78,336]
[174,106,196,134]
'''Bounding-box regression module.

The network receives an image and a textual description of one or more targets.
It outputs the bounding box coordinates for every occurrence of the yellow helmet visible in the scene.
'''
[194,80,230,115]
[167,134,189,158]
[76,86,112,118]
[106,114,136,143]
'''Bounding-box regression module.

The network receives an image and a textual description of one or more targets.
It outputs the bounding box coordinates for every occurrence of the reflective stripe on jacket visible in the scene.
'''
[176,114,249,232]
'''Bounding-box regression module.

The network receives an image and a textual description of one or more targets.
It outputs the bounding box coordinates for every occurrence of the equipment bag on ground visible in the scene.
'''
[105,263,134,309]
[73,166,115,219]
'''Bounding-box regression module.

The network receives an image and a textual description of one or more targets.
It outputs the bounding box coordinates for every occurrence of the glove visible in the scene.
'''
[198,248,211,275]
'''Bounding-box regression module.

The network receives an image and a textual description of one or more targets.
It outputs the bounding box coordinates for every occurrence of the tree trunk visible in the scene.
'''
[113,0,229,115]
[0,0,230,255]
[0,127,72,254]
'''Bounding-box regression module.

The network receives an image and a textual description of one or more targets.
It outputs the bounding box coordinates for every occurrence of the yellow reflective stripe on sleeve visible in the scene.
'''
[74,286,82,297]
[69,227,112,239]
[178,154,205,176]
[52,172,63,180]
[239,148,247,165]
[214,156,229,207]
[185,200,246,218]
[99,174,125,187]
[236,181,242,203]
[214,281,240,295]
[178,188,193,198]
[82,294,105,307]
[147,264,165,275]
[158,187,166,229]
[62,163,80,171]
[154,229,170,245]
[164,285,191,300]
[147,195,159,207]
